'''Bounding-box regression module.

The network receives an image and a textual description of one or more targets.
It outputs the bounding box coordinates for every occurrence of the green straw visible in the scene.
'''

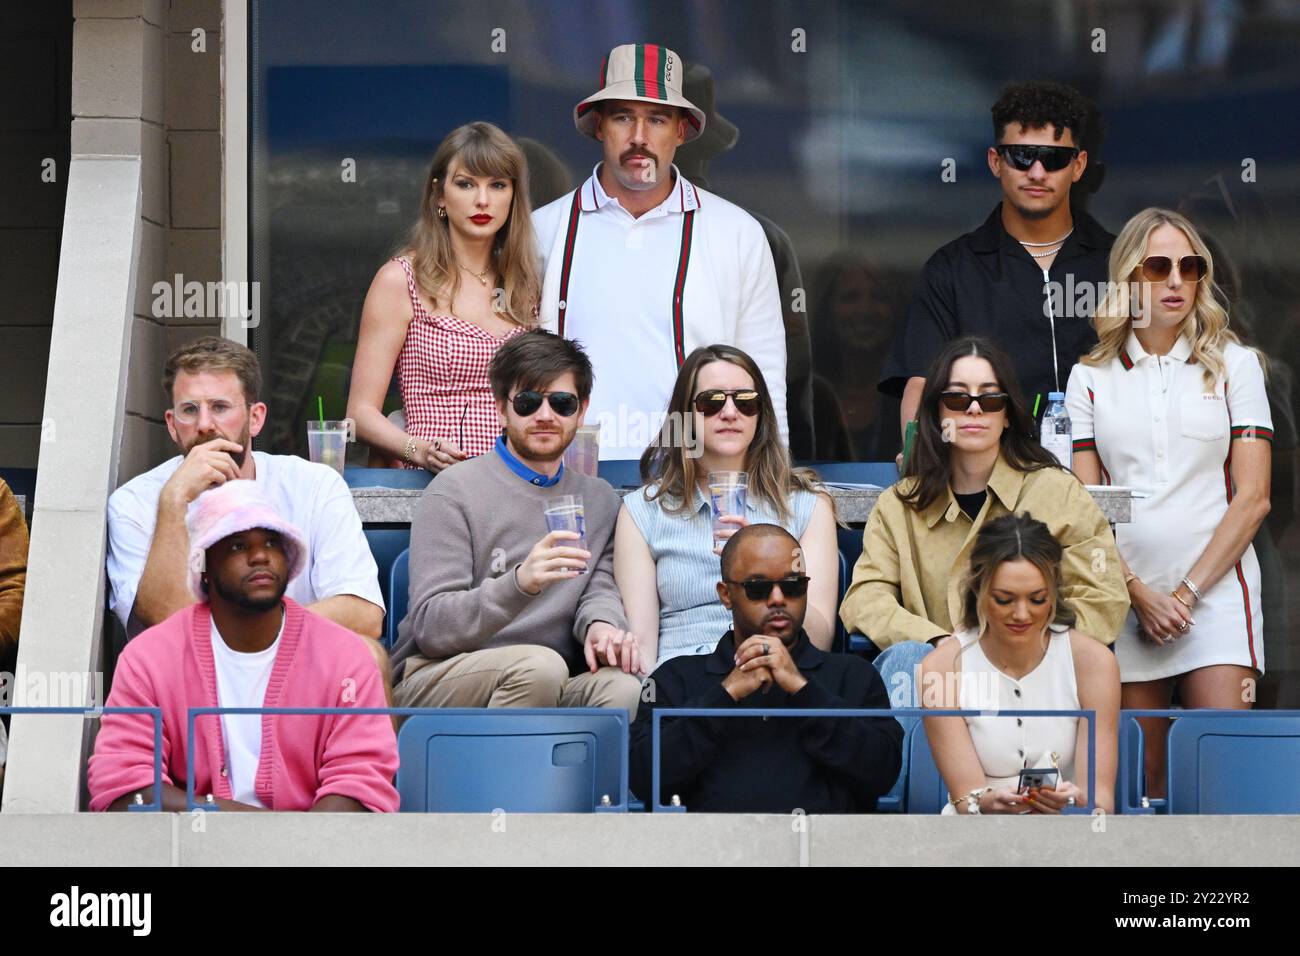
[1032,394,1041,418]
[317,396,325,427]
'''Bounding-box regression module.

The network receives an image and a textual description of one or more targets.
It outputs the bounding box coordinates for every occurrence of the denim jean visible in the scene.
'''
[872,640,935,808]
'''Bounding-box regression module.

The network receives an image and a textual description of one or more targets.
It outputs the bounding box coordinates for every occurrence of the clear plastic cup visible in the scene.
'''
[544,494,588,575]
[562,425,601,478]
[306,419,353,475]
[708,471,749,550]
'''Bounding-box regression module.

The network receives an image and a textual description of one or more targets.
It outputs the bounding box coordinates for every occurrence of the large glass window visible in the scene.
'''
[250,0,1300,703]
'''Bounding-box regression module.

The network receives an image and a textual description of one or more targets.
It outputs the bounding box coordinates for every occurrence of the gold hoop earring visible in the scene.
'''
[437,206,447,220]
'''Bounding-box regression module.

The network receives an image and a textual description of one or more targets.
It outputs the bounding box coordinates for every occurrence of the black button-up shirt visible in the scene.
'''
[880,204,1115,412]
[629,630,903,813]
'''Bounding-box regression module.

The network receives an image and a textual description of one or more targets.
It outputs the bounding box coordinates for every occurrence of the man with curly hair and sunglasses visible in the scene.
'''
[630,523,902,812]
[391,330,643,713]
[881,80,1115,449]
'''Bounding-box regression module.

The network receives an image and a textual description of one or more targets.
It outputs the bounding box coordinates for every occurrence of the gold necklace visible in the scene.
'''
[458,263,491,287]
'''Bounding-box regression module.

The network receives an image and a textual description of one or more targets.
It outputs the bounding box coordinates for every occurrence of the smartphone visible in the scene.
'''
[1017,767,1060,794]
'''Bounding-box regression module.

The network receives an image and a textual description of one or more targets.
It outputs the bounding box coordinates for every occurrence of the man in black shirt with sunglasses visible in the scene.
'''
[881,81,1114,443]
[630,523,902,812]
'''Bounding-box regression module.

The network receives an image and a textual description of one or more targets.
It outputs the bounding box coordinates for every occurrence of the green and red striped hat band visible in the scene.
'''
[574,43,706,142]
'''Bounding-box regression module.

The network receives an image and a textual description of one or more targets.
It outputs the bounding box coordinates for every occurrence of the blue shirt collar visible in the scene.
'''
[495,435,565,487]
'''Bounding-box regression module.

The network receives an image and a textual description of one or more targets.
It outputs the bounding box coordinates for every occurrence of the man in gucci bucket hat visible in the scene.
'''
[534,43,788,460]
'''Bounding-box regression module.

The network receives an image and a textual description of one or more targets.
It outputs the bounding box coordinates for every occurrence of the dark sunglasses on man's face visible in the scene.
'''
[693,389,760,417]
[725,576,810,601]
[509,390,580,417]
[939,391,1010,413]
[1139,255,1207,283]
[993,144,1079,172]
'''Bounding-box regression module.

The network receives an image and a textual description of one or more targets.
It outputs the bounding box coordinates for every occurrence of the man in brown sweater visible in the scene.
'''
[391,332,643,713]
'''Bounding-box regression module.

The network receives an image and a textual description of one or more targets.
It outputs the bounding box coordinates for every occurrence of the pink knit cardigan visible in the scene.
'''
[89,599,399,812]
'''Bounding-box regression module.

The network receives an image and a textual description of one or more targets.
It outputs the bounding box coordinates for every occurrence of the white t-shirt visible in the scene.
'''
[106,450,384,630]
[211,613,284,807]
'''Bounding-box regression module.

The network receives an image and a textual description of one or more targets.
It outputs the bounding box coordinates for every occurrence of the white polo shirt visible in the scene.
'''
[1066,332,1272,680]
[534,165,787,459]
[107,450,384,630]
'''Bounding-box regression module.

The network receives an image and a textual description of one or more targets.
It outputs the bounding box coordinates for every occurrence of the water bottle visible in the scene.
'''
[1040,392,1072,469]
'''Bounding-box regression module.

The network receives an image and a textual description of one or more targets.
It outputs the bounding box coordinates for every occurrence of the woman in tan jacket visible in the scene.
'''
[839,336,1128,707]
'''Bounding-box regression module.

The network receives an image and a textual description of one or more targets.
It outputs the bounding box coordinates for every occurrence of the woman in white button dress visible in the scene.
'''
[1066,208,1272,797]
[922,513,1120,814]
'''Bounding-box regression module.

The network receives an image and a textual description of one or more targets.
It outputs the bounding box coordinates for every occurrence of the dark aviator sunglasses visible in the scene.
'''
[1139,255,1207,283]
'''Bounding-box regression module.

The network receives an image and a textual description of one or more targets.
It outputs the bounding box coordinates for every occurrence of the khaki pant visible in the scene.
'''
[394,644,642,715]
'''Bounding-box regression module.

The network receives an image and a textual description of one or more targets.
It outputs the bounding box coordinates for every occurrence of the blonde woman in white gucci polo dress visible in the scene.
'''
[1066,209,1272,795]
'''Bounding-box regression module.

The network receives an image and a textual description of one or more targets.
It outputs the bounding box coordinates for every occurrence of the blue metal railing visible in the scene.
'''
[649,706,1097,813]
[2,706,164,811]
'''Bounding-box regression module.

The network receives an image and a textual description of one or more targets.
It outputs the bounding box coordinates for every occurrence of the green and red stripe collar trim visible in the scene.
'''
[579,165,701,213]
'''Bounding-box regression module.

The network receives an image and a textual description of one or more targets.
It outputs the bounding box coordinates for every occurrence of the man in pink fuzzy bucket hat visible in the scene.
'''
[89,480,398,812]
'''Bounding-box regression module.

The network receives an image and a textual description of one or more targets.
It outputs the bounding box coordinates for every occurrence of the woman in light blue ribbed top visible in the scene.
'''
[615,346,838,665]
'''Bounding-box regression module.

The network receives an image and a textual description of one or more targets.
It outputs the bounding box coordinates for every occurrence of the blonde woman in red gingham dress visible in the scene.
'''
[349,122,542,472]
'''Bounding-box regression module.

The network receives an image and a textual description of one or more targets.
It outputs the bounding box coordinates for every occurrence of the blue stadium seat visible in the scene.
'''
[386,547,410,649]
[396,709,630,812]
[597,459,642,489]
[803,461,899,488]
[835,522,878,656]
[876,720,911,812]
[365,530,409,644]
[833,551,849,653]
[1166,713,1300,814]
[343,466,432,490]
[906,722,947,814]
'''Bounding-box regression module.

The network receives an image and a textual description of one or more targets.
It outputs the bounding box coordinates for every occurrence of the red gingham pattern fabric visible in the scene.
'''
[393,257,526,466]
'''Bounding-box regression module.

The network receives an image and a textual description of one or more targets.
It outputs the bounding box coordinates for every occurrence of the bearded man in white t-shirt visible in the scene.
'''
[106,337,387,681]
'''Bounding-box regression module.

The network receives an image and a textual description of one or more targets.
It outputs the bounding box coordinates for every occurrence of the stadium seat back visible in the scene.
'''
[386,547,410,649]
[806,461,899,488]
[342,466,432,490]
[597,459,642,489]
[396,709,629,812]
[362,530,408,645]
[876,719,910,812]
[907,722,947,814]
[1167,714,1300,814]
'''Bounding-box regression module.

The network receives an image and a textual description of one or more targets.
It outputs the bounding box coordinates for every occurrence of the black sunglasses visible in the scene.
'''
[509,390,580,417]
[693,389,760,417]
[993,144,1079,172]
[939,390,1010,413]
[724,576,810,600]
[1139,255,1207,283]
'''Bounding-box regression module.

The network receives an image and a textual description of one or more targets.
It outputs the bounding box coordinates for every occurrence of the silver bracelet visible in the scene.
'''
[1181,576,1203,601]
